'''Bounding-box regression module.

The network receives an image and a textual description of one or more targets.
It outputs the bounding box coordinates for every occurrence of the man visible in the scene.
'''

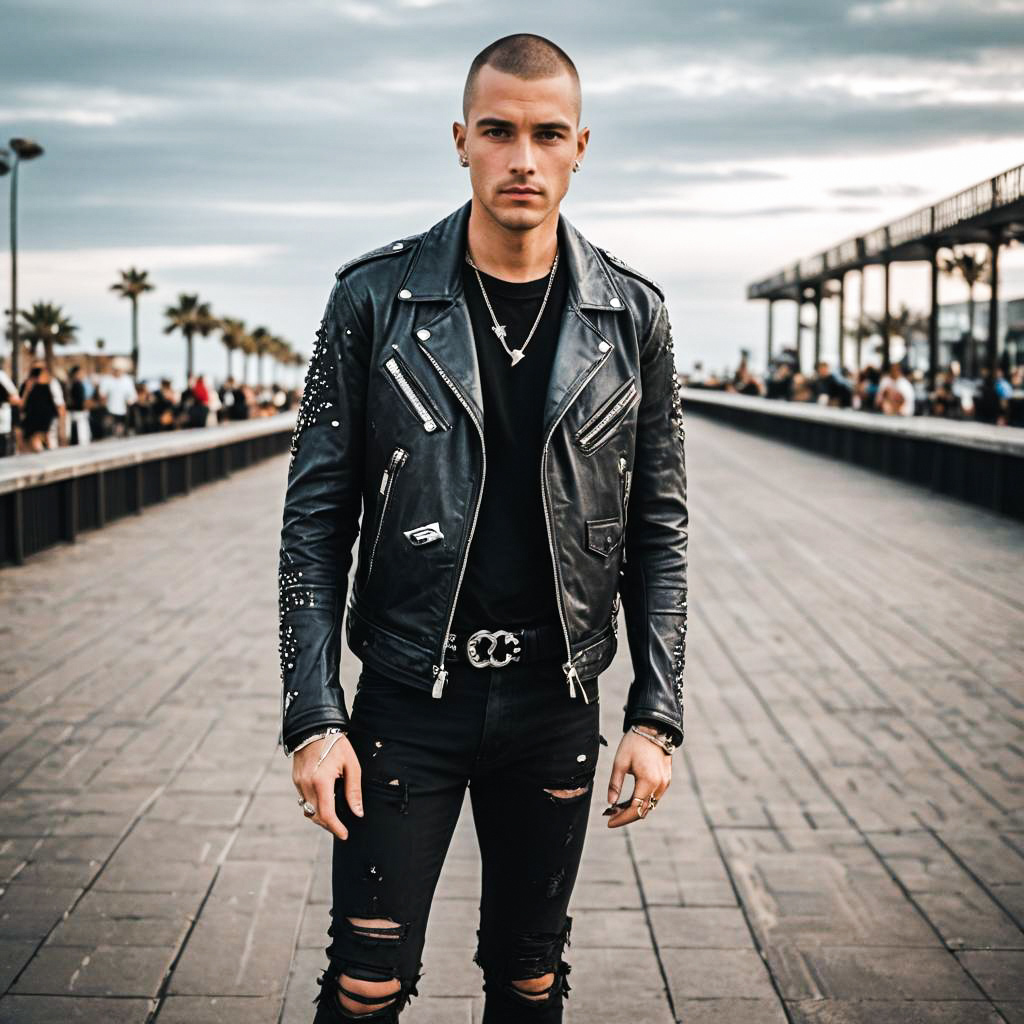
[99,360,138,437]
[875,360,915,417]
[279,33,688,1023]
[66,365,92,446]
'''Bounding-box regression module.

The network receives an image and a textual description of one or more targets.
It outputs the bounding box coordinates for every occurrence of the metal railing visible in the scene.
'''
[748,160,1023,298]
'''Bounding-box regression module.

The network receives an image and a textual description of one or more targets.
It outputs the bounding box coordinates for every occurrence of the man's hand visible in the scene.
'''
[292,734,364,841]
[604,727,672,828]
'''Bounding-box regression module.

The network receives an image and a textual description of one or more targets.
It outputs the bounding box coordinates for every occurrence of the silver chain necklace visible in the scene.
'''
[464,248,559,367]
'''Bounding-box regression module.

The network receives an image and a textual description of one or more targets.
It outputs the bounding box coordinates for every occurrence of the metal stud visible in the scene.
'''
[392,242,404,250]
[598,340,611,352]
[399,288,412,299]
[416,328,431,341]
[609,296,622,308]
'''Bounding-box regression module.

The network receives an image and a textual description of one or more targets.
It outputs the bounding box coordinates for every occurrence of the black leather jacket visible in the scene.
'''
[278,199,688,754]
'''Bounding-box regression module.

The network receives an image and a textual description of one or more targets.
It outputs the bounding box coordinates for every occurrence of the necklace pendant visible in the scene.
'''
[492,323,507,342]
[509,348,525,365]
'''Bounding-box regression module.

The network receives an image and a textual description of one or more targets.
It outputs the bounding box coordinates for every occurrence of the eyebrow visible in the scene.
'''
[475,116,573,132]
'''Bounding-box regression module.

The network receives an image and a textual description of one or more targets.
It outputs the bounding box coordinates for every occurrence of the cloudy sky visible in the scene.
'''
[2,0,1023,384]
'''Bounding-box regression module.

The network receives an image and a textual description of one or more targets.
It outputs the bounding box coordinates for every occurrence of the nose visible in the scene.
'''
[507,136,537,177]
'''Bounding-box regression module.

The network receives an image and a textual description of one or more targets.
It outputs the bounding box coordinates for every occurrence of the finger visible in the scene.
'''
[607,757,627,806]
[297,777,346,839]
[313,770,349,842]
[606,779,658,828]
[342,754,363,820]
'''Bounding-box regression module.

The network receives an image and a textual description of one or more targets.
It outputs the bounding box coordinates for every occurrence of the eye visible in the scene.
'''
[483,127,509,138]
[537,130,562,140]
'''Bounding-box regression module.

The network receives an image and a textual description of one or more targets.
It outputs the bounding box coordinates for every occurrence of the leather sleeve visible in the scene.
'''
[618,300,689,749]
[277,276,369,756]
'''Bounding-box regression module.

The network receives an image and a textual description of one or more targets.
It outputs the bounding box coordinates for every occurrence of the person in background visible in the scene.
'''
[18,364,60,452]
[973,366,1008,425]
[814,360,854,408]
[0,363,21,457]
[150,379,177,431]
[100,362,138,438]
[229,378,250,420]
[67,365,92,446]
[875,362,915,417]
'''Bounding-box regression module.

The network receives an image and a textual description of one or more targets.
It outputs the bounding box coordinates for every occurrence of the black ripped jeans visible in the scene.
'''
[312,651,604,1023]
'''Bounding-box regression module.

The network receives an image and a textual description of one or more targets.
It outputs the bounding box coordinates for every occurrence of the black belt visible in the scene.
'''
[443,622,565,668]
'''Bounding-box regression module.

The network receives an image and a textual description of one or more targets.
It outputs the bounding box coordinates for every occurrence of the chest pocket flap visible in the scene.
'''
[585,516,622,558]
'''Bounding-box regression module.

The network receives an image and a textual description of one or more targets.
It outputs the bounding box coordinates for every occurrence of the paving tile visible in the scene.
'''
[672,999,788,1024]
[956,950,1024,1000]
[766,945,982,1001]
[663,947,778,1000]
[788,1001,1002,1023]
[0,995,154,1022]
[649,905,754,948]
[158,994,282,1023]
[11,942,175,997]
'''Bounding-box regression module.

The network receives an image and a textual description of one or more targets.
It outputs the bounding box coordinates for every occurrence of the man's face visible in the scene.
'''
[455,64,587,232]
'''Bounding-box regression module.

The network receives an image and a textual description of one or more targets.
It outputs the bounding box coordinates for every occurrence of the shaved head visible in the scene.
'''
[463,33,581,125]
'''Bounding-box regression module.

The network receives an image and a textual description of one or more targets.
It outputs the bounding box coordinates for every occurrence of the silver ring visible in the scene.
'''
[300,800,316,817]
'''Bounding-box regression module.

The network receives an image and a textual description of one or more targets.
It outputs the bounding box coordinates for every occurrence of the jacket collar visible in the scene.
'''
[398,197,626,312]
[398,198,626,434]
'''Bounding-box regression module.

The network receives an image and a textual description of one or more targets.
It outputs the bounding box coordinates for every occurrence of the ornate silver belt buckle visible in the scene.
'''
[466,628,522,668]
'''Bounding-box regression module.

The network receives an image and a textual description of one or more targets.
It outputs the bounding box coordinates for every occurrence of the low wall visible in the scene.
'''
[0,414,296,567]
[681,388,1024,521]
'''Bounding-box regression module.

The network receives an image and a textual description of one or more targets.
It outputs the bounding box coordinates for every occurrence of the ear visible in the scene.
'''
[576,125,590,161]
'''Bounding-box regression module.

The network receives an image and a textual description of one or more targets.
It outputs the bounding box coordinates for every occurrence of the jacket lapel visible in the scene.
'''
[397,198,627,435]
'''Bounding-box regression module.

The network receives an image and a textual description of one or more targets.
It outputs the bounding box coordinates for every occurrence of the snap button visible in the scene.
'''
[609,296,622,308]
[598,340,611,352]
[399,288,412,299]
[392,242,404,250]
[416,328,431,341]
[605,534,614,549]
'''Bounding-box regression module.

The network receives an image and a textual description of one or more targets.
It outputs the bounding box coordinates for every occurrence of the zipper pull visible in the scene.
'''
[432,666,448,698]
[564,660,588,702]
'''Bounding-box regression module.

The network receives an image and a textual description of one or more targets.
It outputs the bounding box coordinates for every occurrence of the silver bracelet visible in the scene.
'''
[629,724,677,755]
[288,726,346,758]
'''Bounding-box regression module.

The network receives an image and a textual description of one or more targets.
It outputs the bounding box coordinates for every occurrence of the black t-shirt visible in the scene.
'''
[450,244,569,632]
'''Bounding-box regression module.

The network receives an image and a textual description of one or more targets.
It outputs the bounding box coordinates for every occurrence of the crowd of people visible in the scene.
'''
[0,358,298,458]
[688,352,1023,426]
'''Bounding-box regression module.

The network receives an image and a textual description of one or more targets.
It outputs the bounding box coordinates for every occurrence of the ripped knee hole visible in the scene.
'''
[511,972,556,1002]
[543,783,590,799]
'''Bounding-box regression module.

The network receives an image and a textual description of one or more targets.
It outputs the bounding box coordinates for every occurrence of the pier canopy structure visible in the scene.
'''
[747,163,1024,385]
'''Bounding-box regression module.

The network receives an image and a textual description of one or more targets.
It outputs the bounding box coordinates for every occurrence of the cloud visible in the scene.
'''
[0,86,175,126]
[829,183,927,198]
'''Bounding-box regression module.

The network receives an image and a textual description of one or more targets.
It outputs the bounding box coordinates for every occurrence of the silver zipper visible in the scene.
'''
[417,343,486,699]
[365,446,408,583]
[385,355,438,432]
[618,455,631,566]
[542,341,614,701]
[578,379,638,450]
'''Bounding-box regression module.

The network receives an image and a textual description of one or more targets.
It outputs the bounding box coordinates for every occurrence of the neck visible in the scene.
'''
[466,196,559,282]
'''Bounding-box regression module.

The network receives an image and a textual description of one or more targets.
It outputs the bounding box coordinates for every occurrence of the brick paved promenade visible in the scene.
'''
[1,414,1022,1023]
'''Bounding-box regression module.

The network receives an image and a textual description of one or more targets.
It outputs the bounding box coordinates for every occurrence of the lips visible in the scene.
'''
[503,188,540,195]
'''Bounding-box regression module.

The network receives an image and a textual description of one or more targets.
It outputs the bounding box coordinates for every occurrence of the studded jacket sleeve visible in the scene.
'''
[618,300,689,749]
[277,276,369,756]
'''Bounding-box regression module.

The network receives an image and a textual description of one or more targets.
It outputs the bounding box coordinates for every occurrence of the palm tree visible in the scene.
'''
[940,248,990,377]
[250,326,275,389]
[164,293,216,381]
[218,317,248,381]
[110,267,155,378]
[19,301,78,371]
[239,330,257,387]
[271,335,294,388]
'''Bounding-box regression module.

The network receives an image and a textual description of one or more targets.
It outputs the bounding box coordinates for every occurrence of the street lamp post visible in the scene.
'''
[0,138,45,386]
